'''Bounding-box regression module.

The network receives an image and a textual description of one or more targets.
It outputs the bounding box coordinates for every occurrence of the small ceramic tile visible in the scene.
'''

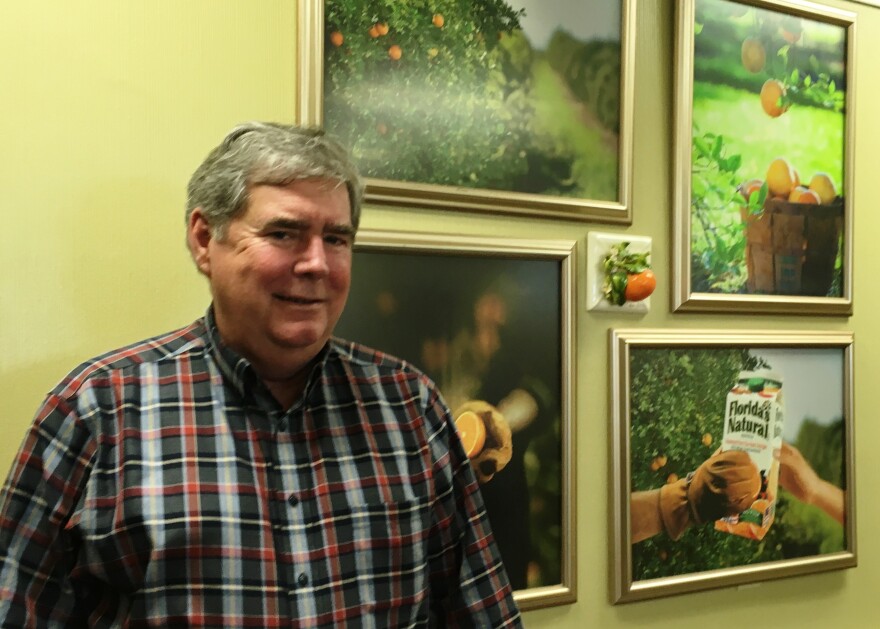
[586,232,653,313]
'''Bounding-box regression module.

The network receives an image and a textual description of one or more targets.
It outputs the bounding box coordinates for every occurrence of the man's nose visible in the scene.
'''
[294,235,330,275]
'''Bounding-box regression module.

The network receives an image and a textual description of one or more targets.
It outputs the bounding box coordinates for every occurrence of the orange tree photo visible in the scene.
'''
[324,0,532,190]
[323,0,623,200]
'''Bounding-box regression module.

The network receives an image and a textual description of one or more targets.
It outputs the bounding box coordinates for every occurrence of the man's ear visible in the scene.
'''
[187,208,214,277]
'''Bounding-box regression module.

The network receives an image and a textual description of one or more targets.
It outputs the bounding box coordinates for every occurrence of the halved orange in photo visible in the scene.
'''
[455,410,487,458]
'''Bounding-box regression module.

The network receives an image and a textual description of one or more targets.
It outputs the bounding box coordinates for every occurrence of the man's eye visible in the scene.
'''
[268,231,293,241]
[325,234,352,247]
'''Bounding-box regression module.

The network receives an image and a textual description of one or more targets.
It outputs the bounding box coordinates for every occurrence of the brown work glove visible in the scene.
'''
[454,400,512,484]
[659,450,761,540]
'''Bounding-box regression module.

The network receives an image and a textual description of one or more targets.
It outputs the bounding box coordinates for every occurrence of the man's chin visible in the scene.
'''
[270,325,327,351]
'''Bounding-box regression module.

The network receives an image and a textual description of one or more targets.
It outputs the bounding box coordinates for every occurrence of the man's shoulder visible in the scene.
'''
[52,319,209,398]
[329,337,419,374]
[326,338,449,419]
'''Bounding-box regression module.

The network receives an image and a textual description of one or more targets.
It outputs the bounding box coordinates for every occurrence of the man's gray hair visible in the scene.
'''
[186,122,364,237]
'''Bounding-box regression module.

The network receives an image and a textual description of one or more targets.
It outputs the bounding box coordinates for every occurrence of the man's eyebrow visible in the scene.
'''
[261,217,355,237]
[261,217,308,231]
[325,222,357,237]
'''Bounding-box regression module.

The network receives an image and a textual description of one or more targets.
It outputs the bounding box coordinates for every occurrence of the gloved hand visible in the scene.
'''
[659,450,761,540]
[454,400,512,484]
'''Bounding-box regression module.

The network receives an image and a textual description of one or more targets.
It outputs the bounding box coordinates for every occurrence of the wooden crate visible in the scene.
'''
[741,197,843,296]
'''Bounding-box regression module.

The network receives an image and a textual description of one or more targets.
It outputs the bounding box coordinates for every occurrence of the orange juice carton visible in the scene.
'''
[714,370,784,540]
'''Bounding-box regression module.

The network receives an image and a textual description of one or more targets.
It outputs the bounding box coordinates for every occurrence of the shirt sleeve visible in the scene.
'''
[422,383,523,628]
[0,392,96,626]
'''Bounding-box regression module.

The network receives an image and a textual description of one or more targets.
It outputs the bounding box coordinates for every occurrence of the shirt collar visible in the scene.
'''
[203,305,334,409]
[204,306,255,399]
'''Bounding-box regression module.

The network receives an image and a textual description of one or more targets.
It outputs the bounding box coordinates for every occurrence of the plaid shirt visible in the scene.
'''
[0,311,522,628]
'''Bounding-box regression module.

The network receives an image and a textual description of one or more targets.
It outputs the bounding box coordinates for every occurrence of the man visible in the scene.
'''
[0,123,523,627]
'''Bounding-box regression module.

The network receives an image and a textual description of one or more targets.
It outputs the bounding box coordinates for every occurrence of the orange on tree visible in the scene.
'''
[432,13,445,28]
[624,269,656,302]
[760,79,789,117]
[455,410,486,458]
[368,24,380,38]
[388,44,402,60]
[702,432,713,447]
[329,31,344,47]
[780,17,803,44]
[741,37,766,73]
[781,27,802,44]
[376,22,389,36]
[766,157,799,198]
[650,455,667,471]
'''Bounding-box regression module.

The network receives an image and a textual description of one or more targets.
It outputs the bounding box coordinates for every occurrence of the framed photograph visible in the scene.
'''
[334,230,577,610]
[610,329,856,603]
[297,0,636,223]
[672,0,856,315]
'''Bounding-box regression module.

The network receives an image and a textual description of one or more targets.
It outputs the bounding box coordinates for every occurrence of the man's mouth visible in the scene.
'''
[273,293,322,305]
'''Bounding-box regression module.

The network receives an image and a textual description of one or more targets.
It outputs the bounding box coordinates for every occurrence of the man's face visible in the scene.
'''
[190,178,354,375]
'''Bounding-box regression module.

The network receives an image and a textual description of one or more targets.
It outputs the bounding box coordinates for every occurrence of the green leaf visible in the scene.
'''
[748,182,768,214]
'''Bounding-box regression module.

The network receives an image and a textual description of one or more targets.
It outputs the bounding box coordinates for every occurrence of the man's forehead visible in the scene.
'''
[242,185,353,230]
[251,177,346,194]
[247,180,350,209]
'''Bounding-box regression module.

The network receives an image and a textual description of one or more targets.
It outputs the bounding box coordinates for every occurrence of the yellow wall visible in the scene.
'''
[1,1,878,626]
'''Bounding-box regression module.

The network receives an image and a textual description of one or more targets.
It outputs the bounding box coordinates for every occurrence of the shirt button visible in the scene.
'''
[288,494,299,507]
[297,573,309,587]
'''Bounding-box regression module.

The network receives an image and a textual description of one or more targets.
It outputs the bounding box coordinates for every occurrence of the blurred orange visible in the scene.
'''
[741,37,765,73]
[766,157,799,197]
[455,411,486,458]
[760,79,788,117]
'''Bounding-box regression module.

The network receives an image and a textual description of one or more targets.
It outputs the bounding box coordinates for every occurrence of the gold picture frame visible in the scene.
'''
[672,0,856,314]
[297,0,636,223]
[333,229,577,610]
[610,329,856,603]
